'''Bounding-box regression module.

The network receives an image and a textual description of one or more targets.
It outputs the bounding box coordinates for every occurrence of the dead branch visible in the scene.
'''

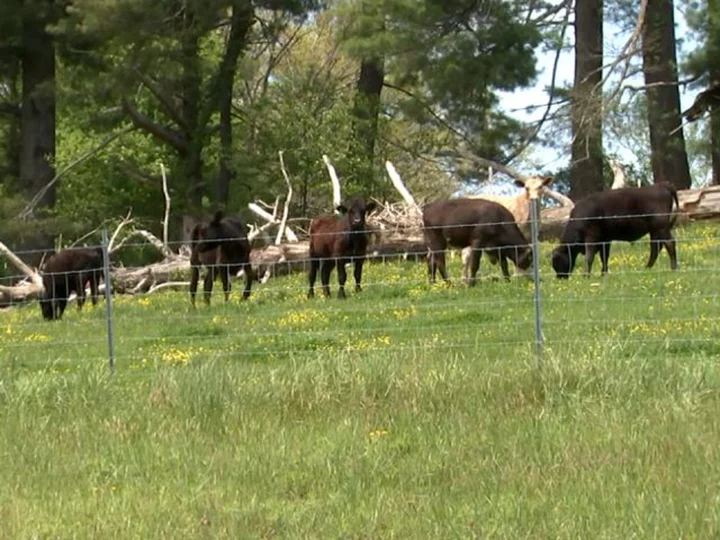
[542,188,574,208]
[247,200,299,243]
[108,209,135,253]
[275,151,293,245]
[385,161,420,213]
[322,154,342,210]
[161,163,171,248]
[147,281,190,295]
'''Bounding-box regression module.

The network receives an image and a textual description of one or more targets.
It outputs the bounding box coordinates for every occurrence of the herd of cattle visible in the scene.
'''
[36,180,681,320]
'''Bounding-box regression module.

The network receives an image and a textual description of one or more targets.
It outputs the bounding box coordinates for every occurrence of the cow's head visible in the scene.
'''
[337,197,377,230]
[551,245,574,279]
[195,211,228,252]
[514,175,553,200]
[515,246,533,273]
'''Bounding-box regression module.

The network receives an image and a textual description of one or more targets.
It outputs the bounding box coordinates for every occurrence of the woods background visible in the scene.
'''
[0,0,718,271]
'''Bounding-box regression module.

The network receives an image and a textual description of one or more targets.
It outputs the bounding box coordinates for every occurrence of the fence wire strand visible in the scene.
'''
[1,210,718,373]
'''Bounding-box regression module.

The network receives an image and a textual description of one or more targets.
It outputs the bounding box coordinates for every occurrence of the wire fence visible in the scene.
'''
[1,206,719,375]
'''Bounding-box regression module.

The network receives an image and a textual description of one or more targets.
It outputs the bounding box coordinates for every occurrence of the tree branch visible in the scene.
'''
[275,151,293,245]
[121,97,189,152]
[133,70,187,130]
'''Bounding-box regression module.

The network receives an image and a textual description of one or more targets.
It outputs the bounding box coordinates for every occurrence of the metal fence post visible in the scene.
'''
[530,197,544,371]
[101,228,115,372]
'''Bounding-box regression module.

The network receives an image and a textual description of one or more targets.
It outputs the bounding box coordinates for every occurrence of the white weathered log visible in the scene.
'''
[248,203,276,223]
[108,209,135,253]
[275,151,293,245]
[0,240,45,304]
[161,163,171,248]
[542,188,574,208]
[385,161,420,212]
[610,159,630,189]
[147,281,190,295]
[322,154,342,211]
[247,203,299,243]
[129,229,176,259]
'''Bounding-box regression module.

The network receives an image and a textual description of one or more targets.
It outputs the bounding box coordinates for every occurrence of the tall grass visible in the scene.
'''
[1,223,719,537]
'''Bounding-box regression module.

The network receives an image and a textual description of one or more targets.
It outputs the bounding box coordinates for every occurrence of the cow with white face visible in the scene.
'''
[461,175,553,282]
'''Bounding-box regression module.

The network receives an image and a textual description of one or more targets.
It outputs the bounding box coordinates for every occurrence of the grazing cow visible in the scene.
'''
[551,182,679,278]
[307,196,377,299]
[40,247,103,320]
[463,175,552,277]
[422,198,532,285]
[189,211,253,306]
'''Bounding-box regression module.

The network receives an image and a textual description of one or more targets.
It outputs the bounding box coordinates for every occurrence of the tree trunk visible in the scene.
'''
[711,76,720,185]
[642,0,692,189]
[215,1,254,207]
[20,0,56,211]
[2,56,21,183]
[351,57,384,190]
[180,8,203,209]
[570,0,604,200]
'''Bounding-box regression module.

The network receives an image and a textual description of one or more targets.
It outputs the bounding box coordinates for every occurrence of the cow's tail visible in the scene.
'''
[662,182,680,227]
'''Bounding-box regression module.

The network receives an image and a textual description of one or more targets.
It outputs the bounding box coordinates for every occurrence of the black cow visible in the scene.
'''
[189,211,253,306]
[551,182,679,278]
[422,198,532,285]
[40,247,103,320]
[307,196,377,299]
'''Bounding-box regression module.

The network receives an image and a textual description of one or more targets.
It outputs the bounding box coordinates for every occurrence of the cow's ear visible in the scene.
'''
[365,201,377,214]
[336,205,348,214]
[542,176,554,186]
[212,210,225,224]
[514,178,526,188]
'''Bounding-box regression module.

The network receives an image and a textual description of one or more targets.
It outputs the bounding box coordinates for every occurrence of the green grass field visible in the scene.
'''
[1,223,720,538]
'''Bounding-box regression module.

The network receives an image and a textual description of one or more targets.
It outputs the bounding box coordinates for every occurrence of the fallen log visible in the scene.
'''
[0,241,45,305]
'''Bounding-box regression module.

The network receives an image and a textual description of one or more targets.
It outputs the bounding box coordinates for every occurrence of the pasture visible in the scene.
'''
[1,222,720,538]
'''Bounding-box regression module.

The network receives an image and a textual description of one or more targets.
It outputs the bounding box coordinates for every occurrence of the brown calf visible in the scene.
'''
[307,197,377,299]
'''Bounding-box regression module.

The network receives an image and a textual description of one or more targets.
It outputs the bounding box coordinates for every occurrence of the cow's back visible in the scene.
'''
[423,198,517,244]
[569,185,675,242]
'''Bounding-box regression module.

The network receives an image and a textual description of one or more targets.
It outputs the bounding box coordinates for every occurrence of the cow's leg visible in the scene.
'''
[664,234,678,270]
[599,243,611,275]
[468,248,482,286]
[203,267,216,305]
[646,236,661,269]
[461,247,473,284]
[427,248,436,283]
[353,258,365,293]
[57,296,67,319]
[584,242,599,277]
[320,259,335,297]
[189,266,201,307]
[89,271,100,306]
[75,274,86,311]
[499,254,511,281]
[337,260,348,299]
[436,250,449,282]
[219,263,231,303]
[307,256,319,298]
[241,263,253,300]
